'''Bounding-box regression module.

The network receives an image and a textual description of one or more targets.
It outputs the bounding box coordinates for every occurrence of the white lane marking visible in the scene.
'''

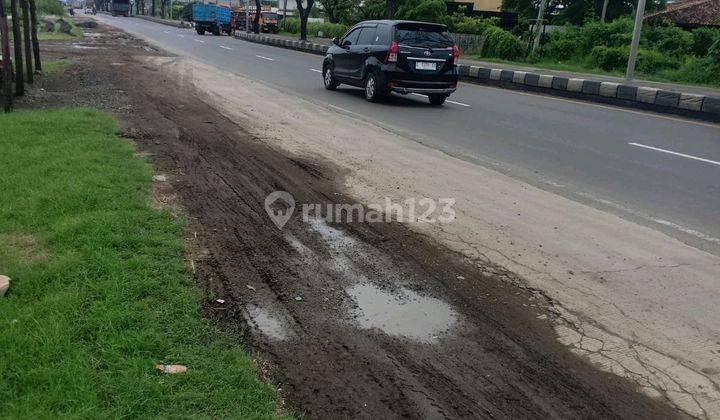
[256,55,274,61]
[219,45,233,50]
[628,142,720,167]
[574,190,720,245]
[193,38,205,43]
[654,219,720,244]
[177,34,185,38]
[410,93,470,107]
[446,99,471,107]
[163,30,169,34]
[310,68,322,73]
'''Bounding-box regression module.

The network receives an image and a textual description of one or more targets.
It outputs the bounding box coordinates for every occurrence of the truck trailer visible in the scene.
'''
[110,0,130,16]
[192,4,232,36]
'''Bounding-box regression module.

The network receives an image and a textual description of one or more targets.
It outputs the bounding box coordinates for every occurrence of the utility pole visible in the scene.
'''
[29,0,40,72]
[600,0,609,23]
[245,0,250,33]
[531,0,548,53]
[9,0,23,95]
[0,0,12,111]
[282,0,287,30]
[20,0,32,83]
[625,0,647,81]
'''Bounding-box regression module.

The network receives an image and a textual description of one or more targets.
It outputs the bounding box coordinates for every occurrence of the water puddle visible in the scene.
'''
[72,44,101,49]
[306,217,357,250]
[247,306,290,341]
[346,283,458,343]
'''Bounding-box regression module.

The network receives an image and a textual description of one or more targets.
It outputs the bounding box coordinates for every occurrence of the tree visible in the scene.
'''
[395,0,448,23]
[0,0,12,111]
[385,0,397,18]
[502,0,665,25]
[295,0,315,40]
[318,0,358,23]
[357,0,385,20]
[9,0,22,95]
[253,0,261,33]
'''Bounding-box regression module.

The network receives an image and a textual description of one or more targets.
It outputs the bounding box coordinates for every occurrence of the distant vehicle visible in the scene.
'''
[231,6,278,33]
[84,7,95,14]
[110,0,130,16]
[192,4,232,36]
[322,20,460,105]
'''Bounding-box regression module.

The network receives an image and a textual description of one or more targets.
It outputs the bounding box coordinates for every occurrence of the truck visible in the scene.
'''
[110,0,129,16]
[192,4,232,36]
[232,6,279,34]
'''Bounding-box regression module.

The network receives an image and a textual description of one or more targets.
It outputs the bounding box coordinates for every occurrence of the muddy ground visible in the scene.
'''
[19,22,685,419]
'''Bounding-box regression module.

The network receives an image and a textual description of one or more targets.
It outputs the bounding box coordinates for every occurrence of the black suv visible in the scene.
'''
[322,20,459,105]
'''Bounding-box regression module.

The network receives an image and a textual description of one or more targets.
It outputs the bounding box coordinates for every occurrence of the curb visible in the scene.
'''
[235,31,720,121]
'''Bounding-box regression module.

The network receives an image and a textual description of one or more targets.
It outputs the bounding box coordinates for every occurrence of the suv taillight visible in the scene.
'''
[386,41,399,63]
[452,44,460,60]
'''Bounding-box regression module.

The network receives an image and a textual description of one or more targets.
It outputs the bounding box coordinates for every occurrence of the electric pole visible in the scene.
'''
[531,0,548,53]
[625,0,647,81]
[20,0,33,83]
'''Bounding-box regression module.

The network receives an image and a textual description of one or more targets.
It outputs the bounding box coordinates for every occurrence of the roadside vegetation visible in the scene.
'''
[263,0,719,86]
[0,108,283,418]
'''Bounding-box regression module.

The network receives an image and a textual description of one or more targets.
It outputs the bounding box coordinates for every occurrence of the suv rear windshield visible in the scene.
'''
[262,12,278,19]
[393,23,453,48]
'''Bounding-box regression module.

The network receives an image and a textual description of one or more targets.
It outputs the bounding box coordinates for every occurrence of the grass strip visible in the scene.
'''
[0,108,283,418]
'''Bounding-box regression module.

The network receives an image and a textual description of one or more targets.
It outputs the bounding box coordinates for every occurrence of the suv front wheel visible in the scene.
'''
[323,64,340,90]
[364,72,385,102]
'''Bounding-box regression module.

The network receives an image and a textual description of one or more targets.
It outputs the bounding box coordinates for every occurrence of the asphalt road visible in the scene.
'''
[96,15,720,255]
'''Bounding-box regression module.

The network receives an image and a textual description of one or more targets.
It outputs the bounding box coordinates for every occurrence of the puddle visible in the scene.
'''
[72,44,101,49]
[346,283,458,343]
[247,306,290,341]
[306,217,357,249]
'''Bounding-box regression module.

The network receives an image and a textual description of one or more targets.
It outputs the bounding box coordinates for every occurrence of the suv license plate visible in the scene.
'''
[415,61,437,70]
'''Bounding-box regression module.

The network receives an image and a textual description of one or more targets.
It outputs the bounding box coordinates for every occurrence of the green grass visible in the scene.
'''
[8,21,82,41]
[0,108,285,418]
[42,59,73,73]
[465,54,720,88]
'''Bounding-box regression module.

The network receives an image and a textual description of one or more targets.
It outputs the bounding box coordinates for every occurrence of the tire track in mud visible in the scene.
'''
[35,24,686,419]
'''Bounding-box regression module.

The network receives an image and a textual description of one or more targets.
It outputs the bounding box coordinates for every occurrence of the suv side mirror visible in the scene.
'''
[332,37,340,46]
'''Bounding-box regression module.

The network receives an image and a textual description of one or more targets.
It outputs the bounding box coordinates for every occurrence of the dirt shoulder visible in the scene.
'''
[25,23,686,419]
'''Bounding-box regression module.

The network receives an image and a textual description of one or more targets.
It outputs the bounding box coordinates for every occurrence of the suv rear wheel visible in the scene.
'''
[364,72,385,102]
[428,94,447,106]
[323,64,340,90]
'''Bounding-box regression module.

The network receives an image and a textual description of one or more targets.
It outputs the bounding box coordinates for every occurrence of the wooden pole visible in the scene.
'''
[0,0,12,111]
[20,0,32,83]
[10,0,24,95]
[29,0,40,72]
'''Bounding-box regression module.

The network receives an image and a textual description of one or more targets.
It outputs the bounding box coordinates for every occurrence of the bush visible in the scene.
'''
[643,24,693,56]
[541,37,579,60]
[37,0,66,15]
[588,45,627,71]
[637,49,680,73]
[282,18,348,39]
[449,15,497,36]
[663,56,720,86]
[482,26,526,60]
[691,27,720,57]
[307,22,348,38]
[283,17,300,34]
